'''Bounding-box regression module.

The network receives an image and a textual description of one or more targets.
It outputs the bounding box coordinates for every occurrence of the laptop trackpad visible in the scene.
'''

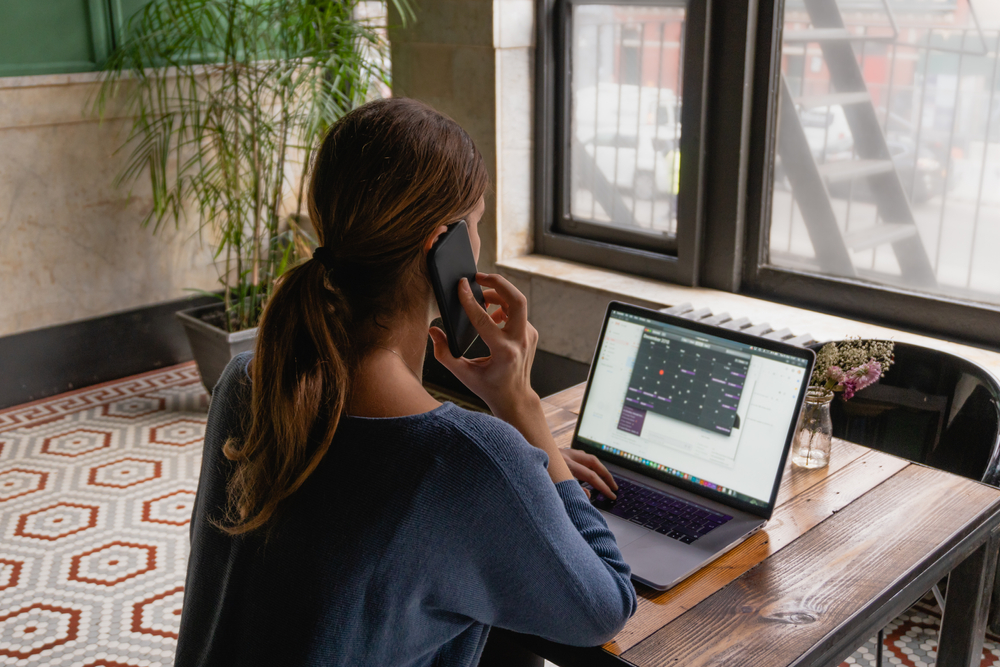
[603,513,649,548]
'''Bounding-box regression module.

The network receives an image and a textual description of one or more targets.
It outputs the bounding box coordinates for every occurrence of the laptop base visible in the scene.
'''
[597,462,766,591]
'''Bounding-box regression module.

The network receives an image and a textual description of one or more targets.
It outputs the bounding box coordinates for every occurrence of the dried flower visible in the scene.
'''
[811,339,894,400]
[854,360,882,391]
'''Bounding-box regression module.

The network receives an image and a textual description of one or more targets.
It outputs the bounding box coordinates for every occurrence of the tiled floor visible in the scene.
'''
[1,364,998,666]
[840,600,1000,667]
[0,364,206,665]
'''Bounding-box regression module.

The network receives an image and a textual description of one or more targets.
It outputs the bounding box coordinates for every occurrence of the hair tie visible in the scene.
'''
[313,246,362,289]
[313,246,337,271]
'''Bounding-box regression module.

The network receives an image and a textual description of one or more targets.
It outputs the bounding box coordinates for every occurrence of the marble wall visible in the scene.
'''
[0,73,219,337]
[494,0,535,262]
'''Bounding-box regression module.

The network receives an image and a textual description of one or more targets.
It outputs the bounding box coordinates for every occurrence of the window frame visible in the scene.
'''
[534,0,712,286]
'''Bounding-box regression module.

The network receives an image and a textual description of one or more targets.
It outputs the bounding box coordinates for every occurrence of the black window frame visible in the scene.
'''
[534,0,712,286]
[537,0,1000,351]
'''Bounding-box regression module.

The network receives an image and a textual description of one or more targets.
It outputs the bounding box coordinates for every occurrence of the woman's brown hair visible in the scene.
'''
[219,98,490,534]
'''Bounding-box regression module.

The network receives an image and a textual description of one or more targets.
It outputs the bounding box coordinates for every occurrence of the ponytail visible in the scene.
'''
[217,97,490,534]
[219,258,351,534]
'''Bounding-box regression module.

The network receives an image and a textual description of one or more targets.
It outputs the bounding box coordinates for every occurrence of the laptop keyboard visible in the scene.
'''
[590,477,733,544]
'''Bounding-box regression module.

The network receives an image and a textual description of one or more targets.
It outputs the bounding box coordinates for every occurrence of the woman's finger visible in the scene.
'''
[428,326,477,373]
[581,452,618,493]
[481,287,509,312]
[562,452,617,499]
[455,278,503,348]
[563,449,618,490]
[569,462,617,500]
[482,287,510,324]
[474,273,527,333]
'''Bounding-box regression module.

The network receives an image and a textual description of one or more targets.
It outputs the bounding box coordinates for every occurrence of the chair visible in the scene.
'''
[809,341,1000,651]
[815,342,1000,486]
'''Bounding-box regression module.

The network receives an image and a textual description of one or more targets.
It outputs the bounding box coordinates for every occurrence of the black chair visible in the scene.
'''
[812,341,1000,486]
[809,341,1000,651]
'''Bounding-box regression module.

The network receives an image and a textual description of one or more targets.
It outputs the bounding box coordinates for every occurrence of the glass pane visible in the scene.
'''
[769,0,1000,306]
[570,5,685,237]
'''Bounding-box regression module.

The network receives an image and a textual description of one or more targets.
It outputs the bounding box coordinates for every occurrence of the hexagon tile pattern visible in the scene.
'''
[0,363,206,666]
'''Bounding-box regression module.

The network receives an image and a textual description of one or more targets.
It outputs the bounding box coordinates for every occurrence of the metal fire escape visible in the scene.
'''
[778,0,938,288]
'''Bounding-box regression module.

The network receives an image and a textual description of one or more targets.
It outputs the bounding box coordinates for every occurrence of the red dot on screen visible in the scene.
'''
[659,370,664,375]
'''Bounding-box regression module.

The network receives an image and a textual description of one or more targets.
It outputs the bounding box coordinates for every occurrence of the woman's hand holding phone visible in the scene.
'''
[429,273,623,494]
[428,273,541,420]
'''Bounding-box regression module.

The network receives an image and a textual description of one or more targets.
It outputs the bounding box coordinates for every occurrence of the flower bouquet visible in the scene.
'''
[812,338,895,399]
[793,338,895,469]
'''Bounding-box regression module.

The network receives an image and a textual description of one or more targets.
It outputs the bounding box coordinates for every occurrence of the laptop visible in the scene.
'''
[572,302,815,590]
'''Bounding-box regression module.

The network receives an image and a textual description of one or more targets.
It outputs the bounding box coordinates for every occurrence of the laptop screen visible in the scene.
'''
[575,304,812,513]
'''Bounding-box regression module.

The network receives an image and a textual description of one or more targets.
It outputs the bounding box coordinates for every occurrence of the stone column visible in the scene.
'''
[390,0,535,271]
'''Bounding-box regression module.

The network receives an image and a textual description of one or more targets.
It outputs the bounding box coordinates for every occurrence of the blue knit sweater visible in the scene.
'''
[174,353,636,667]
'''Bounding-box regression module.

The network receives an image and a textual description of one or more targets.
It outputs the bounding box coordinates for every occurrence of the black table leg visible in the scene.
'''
[937,527,1000,667]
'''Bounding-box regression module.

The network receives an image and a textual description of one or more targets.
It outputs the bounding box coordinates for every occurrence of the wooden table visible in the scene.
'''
[530,384,1000,667]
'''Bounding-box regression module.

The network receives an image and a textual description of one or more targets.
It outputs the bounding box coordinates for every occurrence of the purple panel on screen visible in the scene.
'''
[617,406,647,436]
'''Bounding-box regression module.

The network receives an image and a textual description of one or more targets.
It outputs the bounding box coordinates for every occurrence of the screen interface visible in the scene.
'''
[576,309,810,508]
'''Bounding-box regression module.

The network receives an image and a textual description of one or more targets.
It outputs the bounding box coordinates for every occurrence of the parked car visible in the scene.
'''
[800,104,853,158]
[573,83,680,199]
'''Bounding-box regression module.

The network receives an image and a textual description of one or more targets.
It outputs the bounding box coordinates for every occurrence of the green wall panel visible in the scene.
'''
[109,0,150,46]
[0,0,113,77]
[0,1,255,78]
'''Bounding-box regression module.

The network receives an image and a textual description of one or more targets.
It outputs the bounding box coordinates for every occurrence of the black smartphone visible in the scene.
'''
[427,220,486,358]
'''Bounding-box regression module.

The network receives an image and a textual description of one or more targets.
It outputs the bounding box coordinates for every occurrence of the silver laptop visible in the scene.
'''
[572,302,815,590]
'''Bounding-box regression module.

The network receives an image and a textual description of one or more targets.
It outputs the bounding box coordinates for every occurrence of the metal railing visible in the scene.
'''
[570,9,685,236]
[772,22,1000,304]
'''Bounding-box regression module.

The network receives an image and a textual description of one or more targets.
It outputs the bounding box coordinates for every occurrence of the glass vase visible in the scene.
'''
[792,387,834,469]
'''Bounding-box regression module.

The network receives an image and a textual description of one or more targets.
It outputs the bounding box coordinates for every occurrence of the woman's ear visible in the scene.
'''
[423,225,450,256]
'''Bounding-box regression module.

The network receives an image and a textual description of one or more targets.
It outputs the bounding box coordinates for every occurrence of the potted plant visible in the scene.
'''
[96,0,409,392]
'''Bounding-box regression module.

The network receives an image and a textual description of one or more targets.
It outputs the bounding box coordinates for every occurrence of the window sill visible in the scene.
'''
[496,254,1000,380]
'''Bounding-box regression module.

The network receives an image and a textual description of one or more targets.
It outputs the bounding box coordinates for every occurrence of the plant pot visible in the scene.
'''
[176,302,257,394]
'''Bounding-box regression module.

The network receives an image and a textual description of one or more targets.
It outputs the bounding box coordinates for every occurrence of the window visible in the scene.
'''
[744,0,1000,347]
[570,7,683,245]
[535,0,709,285]
[538,0,1000,348]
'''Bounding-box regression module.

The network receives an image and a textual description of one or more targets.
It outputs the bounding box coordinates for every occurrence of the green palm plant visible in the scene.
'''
[96,0,411,332]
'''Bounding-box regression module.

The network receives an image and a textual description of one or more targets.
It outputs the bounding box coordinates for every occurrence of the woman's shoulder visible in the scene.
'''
[355,401,520,448]
[430,403,549,472]
[213,352,253,394]
[203,352,254,436]
[343,399,543,467]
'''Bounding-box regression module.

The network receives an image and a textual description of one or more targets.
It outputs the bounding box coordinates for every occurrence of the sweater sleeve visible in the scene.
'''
[436,412,637,647]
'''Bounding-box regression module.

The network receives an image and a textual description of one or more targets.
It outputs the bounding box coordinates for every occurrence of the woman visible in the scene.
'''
[174,98,636,667]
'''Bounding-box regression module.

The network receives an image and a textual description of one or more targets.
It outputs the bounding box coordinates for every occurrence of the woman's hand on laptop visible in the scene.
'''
[429,272,573,486]
[561,449,618,500]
